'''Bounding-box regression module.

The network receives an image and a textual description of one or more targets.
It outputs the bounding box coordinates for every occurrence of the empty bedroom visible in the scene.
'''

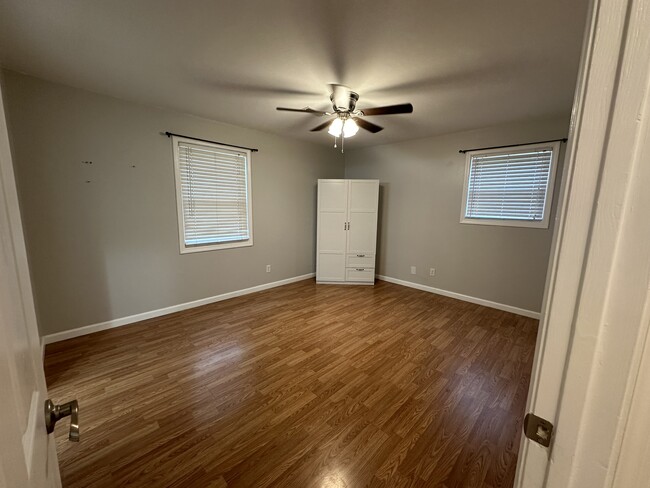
[7,0,650,487]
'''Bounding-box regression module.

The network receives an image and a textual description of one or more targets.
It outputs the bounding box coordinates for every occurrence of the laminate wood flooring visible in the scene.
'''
[44,279,538,488]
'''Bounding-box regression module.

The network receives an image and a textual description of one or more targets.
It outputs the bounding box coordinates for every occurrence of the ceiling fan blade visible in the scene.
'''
[310,120,333,132]
[276,107,328,116]
[360,103,413,116]
[355,118,384,133]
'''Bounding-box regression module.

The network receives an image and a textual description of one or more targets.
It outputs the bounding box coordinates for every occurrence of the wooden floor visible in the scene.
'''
[45,279,538,488]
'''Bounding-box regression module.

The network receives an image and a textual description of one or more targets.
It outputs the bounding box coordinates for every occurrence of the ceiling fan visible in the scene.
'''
[276,84,413,150]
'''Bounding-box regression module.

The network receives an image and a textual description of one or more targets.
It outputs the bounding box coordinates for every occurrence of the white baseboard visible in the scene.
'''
[42,273,315,345]
[376,275,541,319]
[41,272,538,346]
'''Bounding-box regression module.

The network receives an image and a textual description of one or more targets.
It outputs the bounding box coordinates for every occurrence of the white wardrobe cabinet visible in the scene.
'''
[316,179,379,284]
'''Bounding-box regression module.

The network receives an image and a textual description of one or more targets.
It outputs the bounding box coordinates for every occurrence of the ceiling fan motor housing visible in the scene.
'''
[330,90,359,113]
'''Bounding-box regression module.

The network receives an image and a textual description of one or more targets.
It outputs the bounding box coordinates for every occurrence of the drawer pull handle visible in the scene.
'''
[356,268,365,271]
[356,254,365,257]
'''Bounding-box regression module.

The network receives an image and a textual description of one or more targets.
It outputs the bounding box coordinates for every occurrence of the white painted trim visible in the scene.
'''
[316,281,375,286]
[376,275,540,319]
[611,293,650,488]
[543,0,650,484]
[514,0,605,484]
[42,273,315,345]
[516,0,650,485]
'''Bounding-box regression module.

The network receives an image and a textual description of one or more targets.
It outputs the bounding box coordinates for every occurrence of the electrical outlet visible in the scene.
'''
[410,266,416,275]
[266,265,271,273]
[430,268,436,276]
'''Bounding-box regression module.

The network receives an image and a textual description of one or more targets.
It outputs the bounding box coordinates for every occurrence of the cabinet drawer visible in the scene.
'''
[345,268,375,282]
[346,253,375,268]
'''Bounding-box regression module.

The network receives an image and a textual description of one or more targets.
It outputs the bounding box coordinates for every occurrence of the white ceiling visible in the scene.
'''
[0,0,589,147]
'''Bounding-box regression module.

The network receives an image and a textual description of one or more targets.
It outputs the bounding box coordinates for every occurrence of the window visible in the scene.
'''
[460,141,560,228]
[172,136,252,253]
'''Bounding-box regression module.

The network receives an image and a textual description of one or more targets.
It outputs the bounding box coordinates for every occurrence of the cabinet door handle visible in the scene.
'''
[356,268,365,271]
[356,254,365,257]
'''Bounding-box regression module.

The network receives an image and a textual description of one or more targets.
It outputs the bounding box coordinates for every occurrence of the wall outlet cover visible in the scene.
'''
[410,266,416,275]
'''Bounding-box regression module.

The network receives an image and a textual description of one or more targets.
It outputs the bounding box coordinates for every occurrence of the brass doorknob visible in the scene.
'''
[44,399,79,442]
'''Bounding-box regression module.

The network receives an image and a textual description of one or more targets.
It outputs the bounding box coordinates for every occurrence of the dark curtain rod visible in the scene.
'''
[165,132,259,152]
[459,138,567,154]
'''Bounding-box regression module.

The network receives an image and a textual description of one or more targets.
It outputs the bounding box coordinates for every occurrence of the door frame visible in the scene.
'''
[515,0,650,485]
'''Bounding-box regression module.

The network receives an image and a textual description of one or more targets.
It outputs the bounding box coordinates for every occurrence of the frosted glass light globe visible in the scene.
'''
[328,118,343,137]
[343,118,359,138]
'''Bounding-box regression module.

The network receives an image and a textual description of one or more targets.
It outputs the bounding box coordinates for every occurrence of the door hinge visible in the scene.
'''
[524,413,553,448]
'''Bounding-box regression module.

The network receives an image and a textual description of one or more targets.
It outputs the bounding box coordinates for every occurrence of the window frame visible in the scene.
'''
[172,135,253,254]
[459,141,560,229]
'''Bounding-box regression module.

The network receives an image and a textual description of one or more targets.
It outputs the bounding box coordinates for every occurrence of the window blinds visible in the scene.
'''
[464,148,553,221]
[177,141,250,246]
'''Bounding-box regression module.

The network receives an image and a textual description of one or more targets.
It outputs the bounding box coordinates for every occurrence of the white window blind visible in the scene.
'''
[462,143,558,228]
[173,137,252,252]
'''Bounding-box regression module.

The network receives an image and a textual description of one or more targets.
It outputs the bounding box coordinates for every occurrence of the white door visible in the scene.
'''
[0,79,61,486]
[317,180,348,282]
[346,180,378,255]
[515,0,650,486]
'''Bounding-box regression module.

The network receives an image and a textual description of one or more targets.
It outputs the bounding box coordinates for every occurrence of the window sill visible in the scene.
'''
[179,239,253,254]
[460,218,550,229]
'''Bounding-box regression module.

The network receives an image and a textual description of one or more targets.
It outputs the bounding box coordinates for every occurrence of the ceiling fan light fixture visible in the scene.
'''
[328,117,344,137]
[343,118,359,138]
[328,117,359,138]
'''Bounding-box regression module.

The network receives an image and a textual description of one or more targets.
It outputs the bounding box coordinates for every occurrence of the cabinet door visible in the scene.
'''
[317,180,348,281]
[347,180,378,254]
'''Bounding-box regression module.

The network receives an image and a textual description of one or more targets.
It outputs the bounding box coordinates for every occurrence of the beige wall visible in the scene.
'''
[344,117,568,313]
[2,71,344,336]
[2,69,566,336]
